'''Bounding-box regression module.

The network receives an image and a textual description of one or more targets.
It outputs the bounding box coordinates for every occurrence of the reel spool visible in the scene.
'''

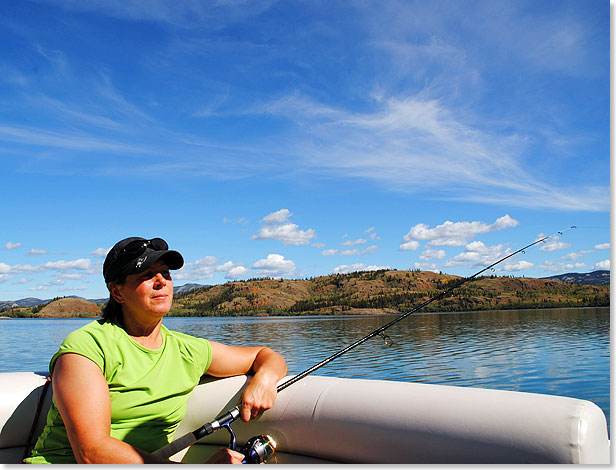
[240,434,277,464]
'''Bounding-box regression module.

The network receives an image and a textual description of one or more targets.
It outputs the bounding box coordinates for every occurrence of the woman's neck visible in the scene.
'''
[121,311,164,349]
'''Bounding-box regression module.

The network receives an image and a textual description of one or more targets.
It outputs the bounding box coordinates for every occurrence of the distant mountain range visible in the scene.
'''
[542,270,610,286]
[0,283,209,310]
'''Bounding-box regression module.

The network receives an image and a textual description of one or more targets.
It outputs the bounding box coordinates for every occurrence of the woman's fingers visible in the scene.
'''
[205,448,245,464]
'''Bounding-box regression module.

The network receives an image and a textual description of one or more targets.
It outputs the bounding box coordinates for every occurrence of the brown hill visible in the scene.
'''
[37,298,102,318]
[171,269,609,317]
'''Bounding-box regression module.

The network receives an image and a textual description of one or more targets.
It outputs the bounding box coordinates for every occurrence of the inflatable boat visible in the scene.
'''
[0,371,610,464]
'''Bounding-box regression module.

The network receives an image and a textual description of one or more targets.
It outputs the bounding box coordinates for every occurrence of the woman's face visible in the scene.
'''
[115,259,173,318]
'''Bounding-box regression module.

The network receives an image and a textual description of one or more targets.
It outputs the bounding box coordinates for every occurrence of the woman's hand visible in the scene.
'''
[238,368,279,421]
[205,448,245,464]
[207,343,287,422]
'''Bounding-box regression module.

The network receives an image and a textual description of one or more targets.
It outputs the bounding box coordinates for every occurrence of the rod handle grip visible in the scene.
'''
[152,432,197,460]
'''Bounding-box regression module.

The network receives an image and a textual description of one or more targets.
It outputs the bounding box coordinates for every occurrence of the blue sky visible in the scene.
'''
[0,0,610,301]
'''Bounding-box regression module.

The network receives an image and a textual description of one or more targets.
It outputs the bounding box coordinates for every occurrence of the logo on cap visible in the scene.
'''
[135,256,147,268]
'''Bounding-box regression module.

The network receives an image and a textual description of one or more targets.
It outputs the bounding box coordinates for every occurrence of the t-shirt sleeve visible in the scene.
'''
[49,326,106,376]
[171,331,212,377]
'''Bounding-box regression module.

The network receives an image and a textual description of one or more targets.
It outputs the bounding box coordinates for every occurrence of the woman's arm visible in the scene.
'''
[53,353,177,464]
[206,343,287,422]
[54,354,245,464]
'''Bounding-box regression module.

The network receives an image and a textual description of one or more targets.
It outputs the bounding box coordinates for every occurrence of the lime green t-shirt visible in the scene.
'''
[25,319,212,464]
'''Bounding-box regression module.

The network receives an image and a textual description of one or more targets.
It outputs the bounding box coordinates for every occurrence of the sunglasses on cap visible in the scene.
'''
[104,236,183,284]
[118,238,168,258]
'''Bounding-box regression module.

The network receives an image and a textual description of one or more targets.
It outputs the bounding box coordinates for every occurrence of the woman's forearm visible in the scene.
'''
[238,348,287,421]
[72,436,177,464]
[251,347,288,382]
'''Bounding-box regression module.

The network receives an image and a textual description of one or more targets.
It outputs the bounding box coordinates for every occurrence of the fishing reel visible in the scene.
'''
[222,422,276,464]
[239,434,277,464]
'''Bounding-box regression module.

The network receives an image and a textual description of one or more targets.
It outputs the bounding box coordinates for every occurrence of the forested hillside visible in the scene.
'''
[171,269,609,317]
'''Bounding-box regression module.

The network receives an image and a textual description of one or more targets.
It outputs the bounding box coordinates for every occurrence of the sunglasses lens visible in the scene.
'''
[122,240,148,256]
[149,238,168,250]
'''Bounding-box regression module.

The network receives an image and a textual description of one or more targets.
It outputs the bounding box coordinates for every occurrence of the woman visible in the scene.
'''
[25,237,287,464]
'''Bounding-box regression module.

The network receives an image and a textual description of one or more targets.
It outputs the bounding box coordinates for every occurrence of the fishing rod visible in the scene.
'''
[154,226,576,462]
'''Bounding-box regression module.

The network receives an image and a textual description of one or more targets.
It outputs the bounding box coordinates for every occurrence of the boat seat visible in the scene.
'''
[0,372,610,464]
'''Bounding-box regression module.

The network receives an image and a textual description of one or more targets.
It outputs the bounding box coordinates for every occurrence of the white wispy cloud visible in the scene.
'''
[5,242,21,250]
[252,209,317,246]
[252,254,296,277]
[341,238,367,246]
[340,245,378,256]
[594,243,610,250]
[28,249,48,256]
[255,93,608,211]
[4,259,91,274]
[222,216,249,225]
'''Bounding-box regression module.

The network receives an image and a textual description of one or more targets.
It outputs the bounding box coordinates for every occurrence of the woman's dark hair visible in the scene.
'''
[101,278,125,325]
[101,296,123,325]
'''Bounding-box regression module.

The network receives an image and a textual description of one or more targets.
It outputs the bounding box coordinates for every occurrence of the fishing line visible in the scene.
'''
[153,226,576,460]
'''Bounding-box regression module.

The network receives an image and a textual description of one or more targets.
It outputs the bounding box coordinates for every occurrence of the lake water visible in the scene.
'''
[1,307,610,430]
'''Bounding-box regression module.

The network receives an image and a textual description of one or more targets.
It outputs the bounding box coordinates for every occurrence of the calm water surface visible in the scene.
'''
[1,307,609,429]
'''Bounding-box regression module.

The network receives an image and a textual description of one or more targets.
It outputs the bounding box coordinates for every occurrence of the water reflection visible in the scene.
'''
[0,307,609,429]
[163,307,610,428]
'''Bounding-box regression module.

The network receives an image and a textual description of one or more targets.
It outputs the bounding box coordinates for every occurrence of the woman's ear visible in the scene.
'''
[109,283,124,303]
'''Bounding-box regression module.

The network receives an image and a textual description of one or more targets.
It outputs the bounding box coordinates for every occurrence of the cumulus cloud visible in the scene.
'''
[216,261,250,280]
[175,257,252,280]
[562,250,592,261]
[175,256,218,280]
[252,254,296,277]
[331,263,390,274]
[5,242,21,250]
[91,247,111,258]
[539,239,572,252]
[500,260,534,272]
[412,262,440,273]
[592,260,610,270]
[445,241,509,268]
[538,260,586,273]
[29,285,48,291]
[400,214,518,250]
[399,240,420,251]
[251,209,317,246]
[419,249,446,260]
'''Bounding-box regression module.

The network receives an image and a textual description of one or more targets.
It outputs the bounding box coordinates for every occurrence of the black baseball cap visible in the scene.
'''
[103,237,184,284]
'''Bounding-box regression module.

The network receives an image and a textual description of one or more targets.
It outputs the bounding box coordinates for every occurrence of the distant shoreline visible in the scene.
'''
[0,304,609,320]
